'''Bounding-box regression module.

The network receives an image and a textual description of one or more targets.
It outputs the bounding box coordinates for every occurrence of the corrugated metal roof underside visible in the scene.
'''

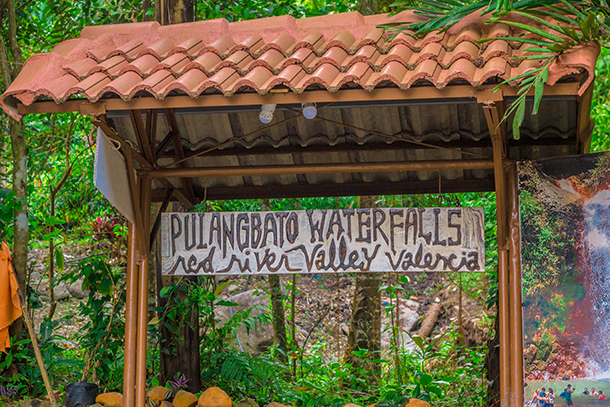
[109,96,577,200]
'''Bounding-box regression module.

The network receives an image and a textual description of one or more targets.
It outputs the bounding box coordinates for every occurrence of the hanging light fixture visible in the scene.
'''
[259,104,276,124]
[301,102,317,119]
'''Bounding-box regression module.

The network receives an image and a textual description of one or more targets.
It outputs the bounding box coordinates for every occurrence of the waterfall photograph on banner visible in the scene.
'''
[521,152,610,407]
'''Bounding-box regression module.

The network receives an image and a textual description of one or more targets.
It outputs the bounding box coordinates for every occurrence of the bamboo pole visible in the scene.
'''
[11,261,58,407]
[135,175,152,407]
[123,224,139,407]
[508,163,524,406]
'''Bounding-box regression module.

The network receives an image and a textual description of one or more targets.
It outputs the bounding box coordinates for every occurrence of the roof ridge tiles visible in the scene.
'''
[0,10,600,120]
[80,21,160,41]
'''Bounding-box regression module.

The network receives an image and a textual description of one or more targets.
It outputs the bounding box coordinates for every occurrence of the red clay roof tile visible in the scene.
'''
[0,11,600,120]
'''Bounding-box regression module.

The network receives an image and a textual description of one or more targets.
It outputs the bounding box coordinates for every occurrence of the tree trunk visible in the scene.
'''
[260,199,288,362]
[485,308,501,407]
[155,0,194,25]
[8,119,27,340]
[344,196,381,378]
[156,202,201,392]
[1,0,27,342]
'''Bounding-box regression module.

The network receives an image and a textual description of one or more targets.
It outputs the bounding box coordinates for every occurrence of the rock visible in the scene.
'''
[173,390,198,407]
[18,400,52,407]
[234,399,259,407]
[214,289,273,354]
[233,399,259,407]
[380,298,421,352]
[147,386,171,405]
[96,392,123,407]
[405,399,430,407]
[68,278,90,299]
[197,387,231,407]
[53,281,70,300]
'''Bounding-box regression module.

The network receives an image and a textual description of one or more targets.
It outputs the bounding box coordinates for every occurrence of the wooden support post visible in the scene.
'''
[164,108,196,203]
[135,175,152,407]
[483,101,511,407]
[508,163,524,406]
[123,224,139,407]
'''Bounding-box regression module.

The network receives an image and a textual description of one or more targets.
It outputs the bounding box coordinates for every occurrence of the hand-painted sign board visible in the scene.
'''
[161,208,485,276]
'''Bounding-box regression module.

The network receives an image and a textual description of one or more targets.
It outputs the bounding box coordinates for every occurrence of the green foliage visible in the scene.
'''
[197,0,358,21]
[383,0,610,137]
[590,46,610,153]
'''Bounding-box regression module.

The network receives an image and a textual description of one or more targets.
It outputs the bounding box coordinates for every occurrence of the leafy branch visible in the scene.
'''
[380,0,610,137]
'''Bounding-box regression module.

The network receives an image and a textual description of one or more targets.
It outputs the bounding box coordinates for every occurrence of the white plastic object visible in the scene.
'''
[259,104,276,124]
[302,102,317,120]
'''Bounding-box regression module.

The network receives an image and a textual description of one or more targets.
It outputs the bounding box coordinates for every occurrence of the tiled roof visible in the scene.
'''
[0,11,600,119]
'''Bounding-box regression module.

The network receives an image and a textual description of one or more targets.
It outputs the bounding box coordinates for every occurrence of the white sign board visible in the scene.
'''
[161,208,485,275]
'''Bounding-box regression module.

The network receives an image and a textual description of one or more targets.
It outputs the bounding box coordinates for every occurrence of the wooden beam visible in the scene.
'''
[143,159,496,179]
[155,130,178,157]
[507,162,524,407]
[157,178,195,210]
[150,188,172,252]
[17,82,581,116]
[146,109,158,163]
[122,224,138,407]
[129,110,155,165]
[164,108,196,202]
[150,178,496,201]
[135,175,151,407]
[576,81,595,154]
[483,99,512,407]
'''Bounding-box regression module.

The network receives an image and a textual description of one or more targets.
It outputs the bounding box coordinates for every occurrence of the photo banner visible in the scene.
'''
[161,207,485,276]
[521,152,610,405]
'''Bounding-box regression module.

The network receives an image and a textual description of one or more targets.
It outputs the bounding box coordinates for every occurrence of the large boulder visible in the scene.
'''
[198,387,231,407]
[405,399,430,407]
[173,390,198,407]
[95,392,123,407]
[214,289,273,354]
[380,298,421,352]
[147,386,171,405]
[234,399,259,407]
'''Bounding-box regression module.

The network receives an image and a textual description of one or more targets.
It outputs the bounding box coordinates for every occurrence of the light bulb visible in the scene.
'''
[302,102,317,120]
[259,104,276,124]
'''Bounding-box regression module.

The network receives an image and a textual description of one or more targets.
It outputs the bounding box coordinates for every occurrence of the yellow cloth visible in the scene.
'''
[0,241,22,352]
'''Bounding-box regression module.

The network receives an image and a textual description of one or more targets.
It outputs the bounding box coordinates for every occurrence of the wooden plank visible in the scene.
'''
[160,207,486,275]
[17,82,581,115]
